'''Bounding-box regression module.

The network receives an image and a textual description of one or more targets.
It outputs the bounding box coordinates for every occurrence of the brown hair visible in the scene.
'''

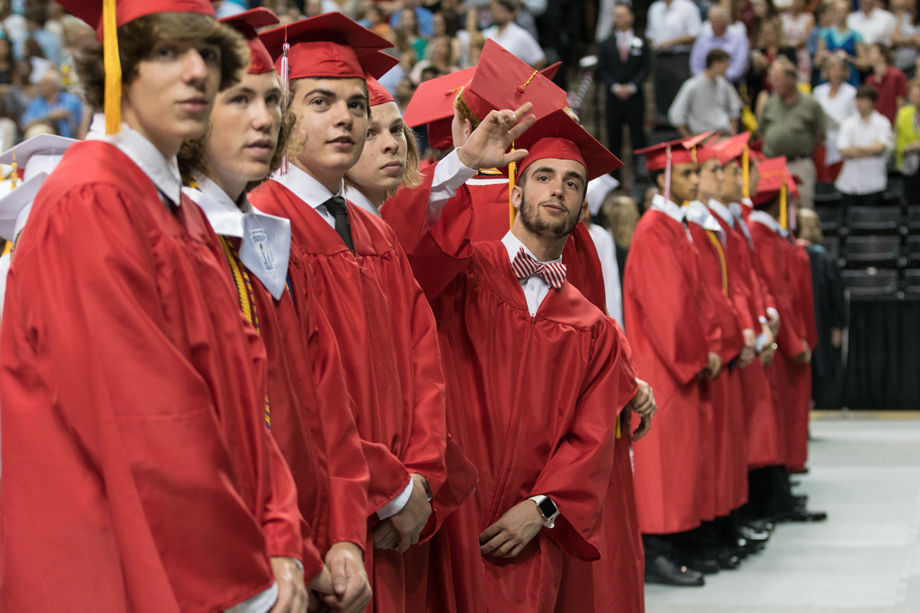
[602,193,640,247]
[400,122,422,190]
[75,12,248,111]
[453,87,482,129]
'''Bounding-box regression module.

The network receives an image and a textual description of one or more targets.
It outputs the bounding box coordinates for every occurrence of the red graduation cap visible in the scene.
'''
[259,12,393,80]
[513,109,623,182]
[462,39,568,122]
[367,76,394,107]
[541,61,562,81]
[220,7,278,75]
[634,131,714,171]
[713,131,751,165]
[403,66,476,128]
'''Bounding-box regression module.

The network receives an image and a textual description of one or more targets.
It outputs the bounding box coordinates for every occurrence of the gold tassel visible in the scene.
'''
[103,0,122,135]
[508,145,516,227]
[779,184,788,229]
[10,148,16,190]
[742,146,750,199]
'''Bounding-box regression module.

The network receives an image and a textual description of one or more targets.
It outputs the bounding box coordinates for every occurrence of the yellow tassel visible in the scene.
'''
[103,0,122,135]
[508,145,517,227]
[779,184,788,230]
[10,148,16,190]
[742,147,750,199]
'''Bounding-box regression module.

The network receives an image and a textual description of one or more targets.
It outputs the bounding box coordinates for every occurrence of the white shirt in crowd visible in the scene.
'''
[835,109,893,195]
[846,7,897,45]
[646,0,702,51]
[484,21,545,67]
[668,72,743,134]
[813,81,858,165]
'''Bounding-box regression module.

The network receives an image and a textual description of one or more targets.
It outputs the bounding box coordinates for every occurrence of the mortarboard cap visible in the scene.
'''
[0,172,48,242]
[403,66,475,128]
[512,109,623,182]
[713,131,751,165]
[220,7,278,75]
[260,13,393,80]
[0,134,77,183]
[367,75,395,107]
[635,132,713,171]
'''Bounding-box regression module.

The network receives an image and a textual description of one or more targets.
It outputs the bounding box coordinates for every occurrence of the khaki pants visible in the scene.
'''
[786,157,817,209]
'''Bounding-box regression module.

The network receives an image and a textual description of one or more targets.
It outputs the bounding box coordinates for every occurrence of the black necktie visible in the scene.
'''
[323,196,354,253]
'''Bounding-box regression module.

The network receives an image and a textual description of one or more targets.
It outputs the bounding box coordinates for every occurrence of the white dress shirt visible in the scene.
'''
[647,0,702,51]
[650,193,693,240]
[586,222,623,326]
[684,199,725,244]
[813,82,858,165]
[501,230,561,316]
[344,185,380,216]
[484,21,546,66]
[749,209,788,238]
[835,110,893,195]
[846,8,897,45]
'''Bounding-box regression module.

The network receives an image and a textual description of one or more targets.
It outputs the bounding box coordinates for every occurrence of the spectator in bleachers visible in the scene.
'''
[747,16,797,110]
[759,56,826,207]
[409,35,460,85]
[432,9,467,66]
[894,78,920,202]
[361,4,397,44]
[846,0,896,46]
[2,58,32,128]
[779,0,814,82]
[669,48,742,136]
[864,42,907,124]
[647,0,702,123]
[690,5,749,84]
[890,0,919,78]
[813,56,858,182]
[815,0,867,86]
[18,2,62,67]
[835,85,893,207]
[19,68,81,139]
[389,0,436,36]
[483,0,545,68]
[597,3,649,176]
[806,2,832,85]
[0,34,11,85]
[466,30,486,67]
[395,7,428,61]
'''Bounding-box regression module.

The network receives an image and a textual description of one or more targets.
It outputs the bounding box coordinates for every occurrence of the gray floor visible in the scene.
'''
[644,416,920,613]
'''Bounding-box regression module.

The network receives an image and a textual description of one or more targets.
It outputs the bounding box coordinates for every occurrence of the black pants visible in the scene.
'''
[653,51,691,123]
[840,191,884,208]
[606,91,646,176]
[904,171,920,205]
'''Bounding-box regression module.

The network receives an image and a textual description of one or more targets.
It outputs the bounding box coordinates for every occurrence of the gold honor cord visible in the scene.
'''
[706,230,729,296]
[219,236,272,429]
[102,0,122,134]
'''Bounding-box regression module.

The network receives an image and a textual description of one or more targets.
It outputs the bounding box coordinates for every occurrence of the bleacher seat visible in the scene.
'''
[844,236,902,267]
[907,206,920,232]
[816,205,842,235]
[907,236,920,266]
[814,190,843,208]
[845,205,902,233]
[904,269,920,294]
[841,268,899,296]
[822,236,840,262]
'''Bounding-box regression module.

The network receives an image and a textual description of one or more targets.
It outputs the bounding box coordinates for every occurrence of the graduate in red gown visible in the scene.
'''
[626,136,725,587]
[179,9,374,611]
[384,108,630,613]
[251,14,453,612]
[0,2,311,611]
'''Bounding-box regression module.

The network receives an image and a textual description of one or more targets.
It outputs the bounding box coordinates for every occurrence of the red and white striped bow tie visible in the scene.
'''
[511,248,567,290]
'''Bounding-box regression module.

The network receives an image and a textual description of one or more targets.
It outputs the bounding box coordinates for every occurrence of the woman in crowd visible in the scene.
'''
[748,16,797,112]
[779,0,814,82]
[409,34,460,85]
[815,0,866,86]
[813,55,857,182]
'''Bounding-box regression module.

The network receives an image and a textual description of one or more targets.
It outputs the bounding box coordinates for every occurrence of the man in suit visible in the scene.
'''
[597,3,650,178]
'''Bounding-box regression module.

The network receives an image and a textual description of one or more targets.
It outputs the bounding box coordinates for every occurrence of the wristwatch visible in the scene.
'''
[528,495,560,528]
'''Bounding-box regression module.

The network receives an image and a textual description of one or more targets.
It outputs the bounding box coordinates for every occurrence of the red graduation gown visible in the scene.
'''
[625,209,713,534]
[384,177,624,613]
[716,214,783,469]
[786,243,818,473]
[219,236,370,560]
[748,219,808,468]
[250,179,449,613]
[0,141,302,612]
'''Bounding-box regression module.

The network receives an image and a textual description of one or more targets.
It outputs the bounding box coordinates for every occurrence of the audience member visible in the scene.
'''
[813,56,858,182]
[890,0,919,77]
[807,2,833,85]
[18,2,62,67]
[483,0,545,67]
[0,34,11,85]
[19,68,82,139]
[846,0,896,46]
[409,34,460,85]
[647,0,702,123]
[669,48,743,136]
[597,3,649,176]
[894,78,920,201]
[759,57,826,208]
[779,0,814,82]
[835,85,893,206]
[690,5,749,84]
[748,16,797,109]
[864,42,907,124]
[816,0,867,86]
[394,7,427,63]
[389,0,436,36]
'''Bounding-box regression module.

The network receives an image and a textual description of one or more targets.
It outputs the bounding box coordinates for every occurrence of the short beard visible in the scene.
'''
[517,186,579,239]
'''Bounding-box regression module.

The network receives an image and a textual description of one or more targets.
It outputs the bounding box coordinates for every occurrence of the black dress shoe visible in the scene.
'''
[776,507,828,522]
[746,518,775,532]
[681,553,721,575]
[645,553,706,587]
[715,548,741,570]
[738,524,770,542]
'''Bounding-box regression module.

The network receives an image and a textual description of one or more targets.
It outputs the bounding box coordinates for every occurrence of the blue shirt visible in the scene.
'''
[388,6,435,37]
[21,91,83,138]
[690,24,749,83]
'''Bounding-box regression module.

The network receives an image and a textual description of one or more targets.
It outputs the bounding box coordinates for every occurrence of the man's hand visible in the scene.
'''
[385,473,432,553]
[479,500,545,559]
[767,309,780,337]
[794,339,812,364]
[306,564,334,611]
[759,342,777,366]
[48,107,70,120]
[706,352,723,378]
[269,557,308,613]
[831,328,843,348]
[739,328,757,366]
[628,377,656,441]
[456,102,536,170]
[322,542,371,613]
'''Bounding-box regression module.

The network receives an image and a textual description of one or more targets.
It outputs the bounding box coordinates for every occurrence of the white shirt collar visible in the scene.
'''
[650,193,685,223]
[344,185,380,217]
[501,230,562,266]
[86,113,182,207]
[749,209,787,237]
[271,162,345,209]
[184,172,249,238]
[708,199,733,226]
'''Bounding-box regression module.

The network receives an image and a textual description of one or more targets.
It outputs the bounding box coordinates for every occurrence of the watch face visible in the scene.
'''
[538,497,558,519]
